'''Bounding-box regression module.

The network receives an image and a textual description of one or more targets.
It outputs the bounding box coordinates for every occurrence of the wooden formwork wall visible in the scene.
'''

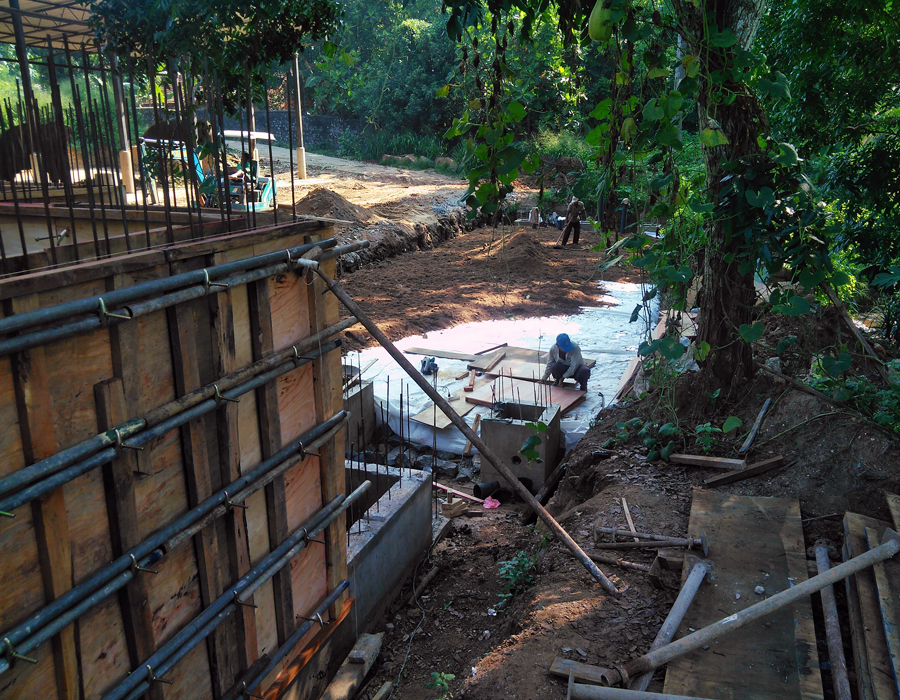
[0,221,349,700]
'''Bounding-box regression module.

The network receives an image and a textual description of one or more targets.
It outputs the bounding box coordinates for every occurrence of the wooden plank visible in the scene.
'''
[703,456,786,487]
[481,351,506,373]
[844,512,894,700]
[304,242,348,619]
[464,370,475,392]
[209,255,260,672]
[320,633,383,700]
[614,356,641,400]
[463,414,481,457]
[464,376,585,415]
[467,345,597,374]
[668,454,747,470]
[843,540,876,700]
[411,388,477,429]
[663,488,823,700]
[621,498,639,542]
[7,292,78,700]
[474,342,507,356]
[886,492,900,532]
[93,379,158,678]
[167,289,232,696]
[0,356,25,479]
[549,657,608,685]
[403,347,478,362]
[248,276,295,645]
[866,526,900,697]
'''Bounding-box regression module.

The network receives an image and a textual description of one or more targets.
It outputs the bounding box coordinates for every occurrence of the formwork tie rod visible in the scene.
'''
[0,316,358,501]
[103,483,370,700]
[312,267,622,597]
[0,412,350,674]
[598,529,900,687]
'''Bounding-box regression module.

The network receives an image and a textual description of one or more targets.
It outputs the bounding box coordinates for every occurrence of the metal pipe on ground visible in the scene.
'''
[598,530,900,687]
[0,317,358,500]
[0,235,337,337]
[104,483,370,700]
[568,675,713,700]
[312,267,621,596]
[0,240,365,359]
[629,561,709,691]
[815,545,852,700]
[0,411,349,672]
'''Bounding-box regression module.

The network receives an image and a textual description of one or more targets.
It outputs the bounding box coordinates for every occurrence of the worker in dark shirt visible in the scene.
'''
[554,197,586,248]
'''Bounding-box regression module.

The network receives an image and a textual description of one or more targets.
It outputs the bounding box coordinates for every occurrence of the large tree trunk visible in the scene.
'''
[682,0,767,385]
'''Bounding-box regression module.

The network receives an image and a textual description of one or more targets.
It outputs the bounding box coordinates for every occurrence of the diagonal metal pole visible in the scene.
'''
[313,267,621,596]
[599,529,900,687]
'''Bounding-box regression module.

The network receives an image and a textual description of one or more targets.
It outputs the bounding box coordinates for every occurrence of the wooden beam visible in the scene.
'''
[669,454,747,470]
[304,241,348,618]
[248,276,295,643]
[93,379,159,685]
[209,255,260,672]
[167,288,233,696]
[6,293,78,700]
[703,456,787,487]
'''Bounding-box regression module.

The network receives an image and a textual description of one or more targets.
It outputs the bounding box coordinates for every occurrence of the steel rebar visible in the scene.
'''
[313,268,621,596]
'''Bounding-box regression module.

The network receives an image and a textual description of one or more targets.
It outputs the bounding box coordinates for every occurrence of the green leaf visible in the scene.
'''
[642,99,665,122]
[665,265,693,283]
[872,267,900,288]
[507,101,526,122]
[776,335,798,354]
[746,187,775,208]
[798,268,826,290]
[590,99,612,120]
[738,321,765,342]
[658,338,687,360]
[629,303,643,323]
[772,142,800,167]
[757,71,791,100]
[639,339,662,357]
[822,352,852,377]
[660,440,675,461]
[689,198,715,214]
[647,67,669,79]
[435,85,450,98]
[650,173,674,190]
[722,416,742,433]
[626,418,644,429]
[708,27,737,47]
[520,434,542,453]
[699,128,729,147]
[646,449,660,462]
[658,423,678,437]
[643,287,659,302]
[773,295,811,316]
[694,341,711,361]
[682,54,700,78]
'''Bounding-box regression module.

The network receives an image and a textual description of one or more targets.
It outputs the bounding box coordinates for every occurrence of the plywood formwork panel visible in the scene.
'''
[78,596,130,700]
[284,457,324,534]
[0,500,44,628]
[133,432,188,540]
[65,468,114,585]
[0,357,24,478]
[148,543,203,646]
[0,635,57,698]
[278,364,318,445]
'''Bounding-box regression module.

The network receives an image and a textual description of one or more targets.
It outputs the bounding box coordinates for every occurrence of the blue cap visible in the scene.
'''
[556,333,574,352]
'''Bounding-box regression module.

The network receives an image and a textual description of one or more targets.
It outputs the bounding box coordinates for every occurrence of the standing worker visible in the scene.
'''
[542,333,591,391]
[554,197,586,248]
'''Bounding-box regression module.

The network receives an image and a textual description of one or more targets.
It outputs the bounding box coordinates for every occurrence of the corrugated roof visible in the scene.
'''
[0,0,95,51]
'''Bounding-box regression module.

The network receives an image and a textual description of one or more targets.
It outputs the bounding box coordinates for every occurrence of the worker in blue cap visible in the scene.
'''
[542,333,590,391]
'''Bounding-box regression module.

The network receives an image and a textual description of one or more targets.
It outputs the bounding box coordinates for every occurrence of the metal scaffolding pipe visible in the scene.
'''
[0,411,349,670]
[600,530,900,687]
[313,268,621,596]
[0,317,357,501]
[629,561,709,691]
[569,678,713,700]
[104,482,370,700]
[815,546,852,700]
[0,235,337,337]
[0,339,341,515]
[244,581,349,694]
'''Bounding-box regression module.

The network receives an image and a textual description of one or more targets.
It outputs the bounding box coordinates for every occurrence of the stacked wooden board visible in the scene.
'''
[843,493,900,700]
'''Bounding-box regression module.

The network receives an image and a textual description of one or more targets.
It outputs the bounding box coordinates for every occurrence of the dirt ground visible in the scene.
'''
[269,156,899,700]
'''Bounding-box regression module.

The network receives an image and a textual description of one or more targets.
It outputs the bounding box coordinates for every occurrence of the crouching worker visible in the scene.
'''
[542,333,590,391]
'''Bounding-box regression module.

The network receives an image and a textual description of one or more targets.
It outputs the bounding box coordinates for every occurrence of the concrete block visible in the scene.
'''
[479,403,560,493]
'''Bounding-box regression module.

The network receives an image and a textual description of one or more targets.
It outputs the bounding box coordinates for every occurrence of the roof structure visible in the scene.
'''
[0,0,95,51]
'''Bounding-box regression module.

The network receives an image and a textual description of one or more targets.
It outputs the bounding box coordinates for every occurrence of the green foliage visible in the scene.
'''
[694,423,722,453]
[608,418,679,461]
[808,360,900,433]
[497,550,537,607]
[425,671,456,699]
[520,421,548,463]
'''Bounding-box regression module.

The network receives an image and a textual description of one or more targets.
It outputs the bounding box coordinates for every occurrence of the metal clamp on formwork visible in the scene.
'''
[145,665,173,685]
[201,269,230,294]
[223,490,249,511]
[297,441,321,461]
[97,297,133,327]
[291,344,317,367]
[296,611,325,628]
[129,554,158,575]
[232,591,258,609]
[3,637,36,665]
[240,681,264,699]
[214,384,240,406]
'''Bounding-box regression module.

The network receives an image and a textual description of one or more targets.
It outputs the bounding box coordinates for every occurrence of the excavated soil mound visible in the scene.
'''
[478,230,548,275]
[294,187,373,224]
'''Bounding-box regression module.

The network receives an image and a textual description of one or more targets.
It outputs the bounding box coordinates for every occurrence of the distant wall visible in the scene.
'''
[136,108,363,150]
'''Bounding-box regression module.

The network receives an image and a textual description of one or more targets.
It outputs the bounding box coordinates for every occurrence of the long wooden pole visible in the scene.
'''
[314,268,620,596]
